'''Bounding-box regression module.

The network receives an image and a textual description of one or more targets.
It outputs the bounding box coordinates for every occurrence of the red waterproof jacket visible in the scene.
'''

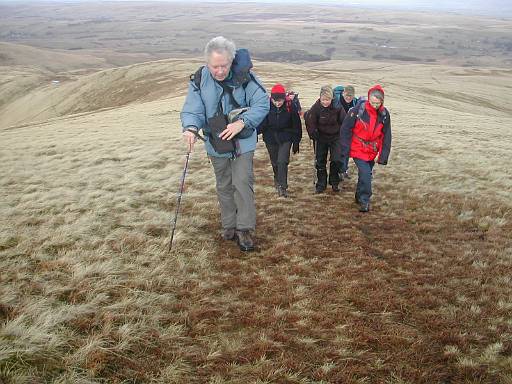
[340,85,392,164]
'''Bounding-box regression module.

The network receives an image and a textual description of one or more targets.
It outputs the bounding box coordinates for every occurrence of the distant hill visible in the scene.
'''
[0,58,193,129]
[1,50,511,130]
[0,42,108,73]
[1,2,510,69]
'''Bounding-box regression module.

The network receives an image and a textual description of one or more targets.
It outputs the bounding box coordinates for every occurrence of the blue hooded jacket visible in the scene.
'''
[180,66,269,157]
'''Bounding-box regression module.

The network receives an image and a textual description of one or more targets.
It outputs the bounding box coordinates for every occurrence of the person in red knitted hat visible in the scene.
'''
[270,84,286,100]
[257,83,302,197]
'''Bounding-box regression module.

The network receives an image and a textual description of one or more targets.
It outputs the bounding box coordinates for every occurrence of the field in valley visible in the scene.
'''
[1,1,512,68]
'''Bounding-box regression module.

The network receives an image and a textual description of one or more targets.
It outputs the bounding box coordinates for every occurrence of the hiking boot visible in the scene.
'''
[359,202,370,213]
[332,184,340,193]
[315,185,325,194]
[222,228,236,241]
[278,186,288,198]
[236,230,255,252]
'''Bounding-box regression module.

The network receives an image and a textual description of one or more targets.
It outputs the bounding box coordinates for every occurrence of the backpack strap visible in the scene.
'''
[355,99,366,119]
[245,72,266,94]
[190,66,204,89]
[218,81,241,109]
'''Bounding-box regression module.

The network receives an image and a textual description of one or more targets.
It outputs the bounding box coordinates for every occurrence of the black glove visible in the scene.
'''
[292,142,299,154]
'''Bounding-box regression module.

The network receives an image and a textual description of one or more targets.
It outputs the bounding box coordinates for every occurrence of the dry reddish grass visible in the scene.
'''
[1,59,512,383]
[189,144,511,384]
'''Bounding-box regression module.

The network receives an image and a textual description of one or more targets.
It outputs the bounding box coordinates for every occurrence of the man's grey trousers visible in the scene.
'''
[210,151,256,231]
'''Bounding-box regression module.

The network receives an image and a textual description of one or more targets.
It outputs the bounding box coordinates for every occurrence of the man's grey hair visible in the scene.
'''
[205,36,236,62]
[369,89,384,101]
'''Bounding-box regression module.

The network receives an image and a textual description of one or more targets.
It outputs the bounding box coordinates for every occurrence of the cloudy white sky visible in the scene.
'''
[1,0,511,17]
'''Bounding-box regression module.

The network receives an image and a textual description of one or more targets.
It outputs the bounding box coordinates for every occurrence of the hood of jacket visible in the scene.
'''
[367,84,385,99]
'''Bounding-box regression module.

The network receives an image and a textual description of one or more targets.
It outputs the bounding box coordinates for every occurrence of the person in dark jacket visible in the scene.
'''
[305,85,346,193]
[258,84,302,198]
[339,85,358,113]
[340,84,392,212]
[338,85,358,180]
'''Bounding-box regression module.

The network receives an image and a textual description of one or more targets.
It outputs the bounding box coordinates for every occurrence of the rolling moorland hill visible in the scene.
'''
[1,1,512,69]
[0,47,190,128]
[1,48,512,382]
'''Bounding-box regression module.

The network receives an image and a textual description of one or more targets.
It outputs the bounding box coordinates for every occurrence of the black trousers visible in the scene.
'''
[315,138,342,188]
[265,141,292,189]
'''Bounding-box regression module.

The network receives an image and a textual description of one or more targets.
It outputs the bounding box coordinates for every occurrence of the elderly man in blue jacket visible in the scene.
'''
[181,36,269,251]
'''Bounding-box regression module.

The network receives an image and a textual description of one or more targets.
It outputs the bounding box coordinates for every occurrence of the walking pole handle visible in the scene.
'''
[187,128,206,142]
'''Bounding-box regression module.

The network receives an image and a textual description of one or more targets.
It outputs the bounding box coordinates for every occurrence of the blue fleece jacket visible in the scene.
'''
[180,66,269,157]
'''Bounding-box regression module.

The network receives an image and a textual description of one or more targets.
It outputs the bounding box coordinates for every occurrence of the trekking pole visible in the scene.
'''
[168,129,206,252]
[168,151,191,252]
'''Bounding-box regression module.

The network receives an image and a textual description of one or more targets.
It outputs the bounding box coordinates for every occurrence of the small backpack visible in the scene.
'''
[285,91,302,114]
[333,85,345,108]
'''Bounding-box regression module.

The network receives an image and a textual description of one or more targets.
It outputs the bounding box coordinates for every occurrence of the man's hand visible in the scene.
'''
[219,119,244,141]
[292,142,299,154]
[183,128,198,152]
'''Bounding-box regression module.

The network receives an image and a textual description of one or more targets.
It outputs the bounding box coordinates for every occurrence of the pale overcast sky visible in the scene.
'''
[1,0,510,17]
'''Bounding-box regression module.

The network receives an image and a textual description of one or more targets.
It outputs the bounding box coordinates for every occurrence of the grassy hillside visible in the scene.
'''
[0,42,108,73]
[1,58,512,383]
[0,57,197,129]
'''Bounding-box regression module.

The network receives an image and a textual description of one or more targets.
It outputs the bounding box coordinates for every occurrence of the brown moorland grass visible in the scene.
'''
[1,58,512,383]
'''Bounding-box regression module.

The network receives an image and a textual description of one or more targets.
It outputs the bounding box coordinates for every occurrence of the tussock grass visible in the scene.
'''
[1,59,512,383]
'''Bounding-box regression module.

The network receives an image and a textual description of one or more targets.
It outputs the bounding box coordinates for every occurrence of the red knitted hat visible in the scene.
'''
[271,83,286,100]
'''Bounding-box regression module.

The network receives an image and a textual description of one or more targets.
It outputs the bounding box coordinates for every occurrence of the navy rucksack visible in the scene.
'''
[190,48,265,93]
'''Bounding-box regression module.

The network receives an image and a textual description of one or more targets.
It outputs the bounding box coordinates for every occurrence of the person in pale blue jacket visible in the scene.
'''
[181,36,269,251]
